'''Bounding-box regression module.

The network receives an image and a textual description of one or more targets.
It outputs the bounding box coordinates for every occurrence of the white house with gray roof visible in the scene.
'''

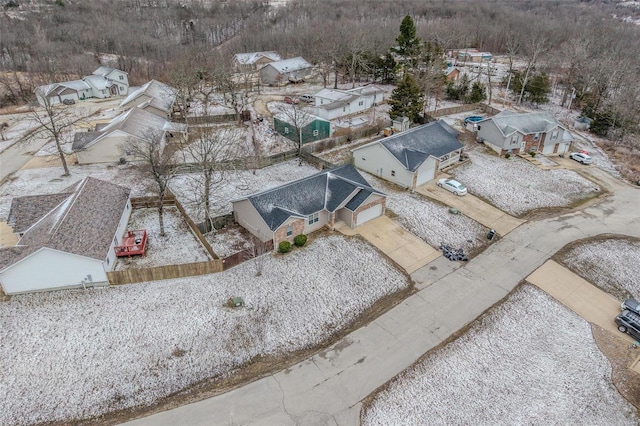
[352,120,464,189]
[120,79,176,118]
[35,67,129,107]
[259,57,312,85]
[0,177,132,295]
[477,110,573,156]
[232,165,386,247]
[73,107,187,164]
[313,86,384,121]
[233,51,282,71]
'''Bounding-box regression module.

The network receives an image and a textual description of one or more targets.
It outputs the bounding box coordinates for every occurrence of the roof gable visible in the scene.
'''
[265,57,312,74]
[485,110,566,136]
[120,79,176,113]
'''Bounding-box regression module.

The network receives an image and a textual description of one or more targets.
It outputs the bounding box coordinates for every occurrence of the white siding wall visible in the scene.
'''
[233,199,273,242]
[303,210,328,234]
[109,70,129,87]
[477,120,509,154]
[0,248,107,295]
[336,208,353,227]
[353,143,414,188]
[104,199,132,272]
[76,134,131,164]
[415,157,438,186]
[260,66,280,85]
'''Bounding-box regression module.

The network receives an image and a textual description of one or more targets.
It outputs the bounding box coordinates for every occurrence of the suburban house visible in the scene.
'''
[476,110,574,156]
[35,67,129,107]
[73,107,187,164]
[120,79,177,118]
[444,66,460,81]
[273,111,330,144]
[259,57,312,85]
[232,165,386,247]
[313,86,384,121]
[352,120,464,189]
[233,51,282,71]
[0,177,132,295]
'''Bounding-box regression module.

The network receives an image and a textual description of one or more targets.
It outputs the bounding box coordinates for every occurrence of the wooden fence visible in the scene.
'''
[186,114,237,125]
[430,102,501,118]
[107,259,223,285]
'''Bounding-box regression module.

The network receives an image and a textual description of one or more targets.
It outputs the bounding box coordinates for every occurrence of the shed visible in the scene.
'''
[273,113,330,144]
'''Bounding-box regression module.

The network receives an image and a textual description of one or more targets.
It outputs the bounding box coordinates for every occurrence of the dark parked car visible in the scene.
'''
[621,298,640,315]
[615,309,640,341]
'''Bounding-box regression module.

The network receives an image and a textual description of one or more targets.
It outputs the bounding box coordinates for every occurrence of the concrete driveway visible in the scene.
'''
[415,177,524,237]
[336,216,440,274]
[527,260,632,343]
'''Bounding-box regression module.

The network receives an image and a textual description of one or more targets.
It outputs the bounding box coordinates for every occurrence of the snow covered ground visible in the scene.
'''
[365,174,487,251]
[451,151,599,216]
[114,207,211,270]
[362,285,638,426]
[560,238,640,301]
[204,225,253,258]
[0,164,154,221]
[0,235,408,425]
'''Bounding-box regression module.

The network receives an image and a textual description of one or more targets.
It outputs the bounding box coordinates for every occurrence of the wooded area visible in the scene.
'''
[1,0,639,140]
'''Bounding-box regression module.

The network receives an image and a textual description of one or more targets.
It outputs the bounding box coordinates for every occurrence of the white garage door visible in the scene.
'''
[416,164,436,186]
[356,204,382,226]
[542,143,555,155]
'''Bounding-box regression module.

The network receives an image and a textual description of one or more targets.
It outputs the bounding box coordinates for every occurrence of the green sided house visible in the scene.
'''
[273,112,330,145]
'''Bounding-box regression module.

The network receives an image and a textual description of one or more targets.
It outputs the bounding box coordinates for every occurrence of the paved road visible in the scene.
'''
[126,168,639,425]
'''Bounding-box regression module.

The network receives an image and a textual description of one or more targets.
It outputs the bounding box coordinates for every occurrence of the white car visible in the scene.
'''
[569,152,592,165]
[299,94,314,103]
[437,178,467,196]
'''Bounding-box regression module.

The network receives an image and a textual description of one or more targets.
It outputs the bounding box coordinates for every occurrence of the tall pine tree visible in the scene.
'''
[389,73,425,123]
[394,15,421,67]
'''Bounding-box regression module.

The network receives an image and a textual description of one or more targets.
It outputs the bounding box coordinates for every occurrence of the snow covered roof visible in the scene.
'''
[83,74,113,90]
[72,107,181,150]
[264,57,312,74]
[235,165,384,231]
[92,66,126,78]
[481,110,567,136]
[120,79,176,114]
[233,51,281,65]
[354,120,463,172]
[58,79,91,91]
[0,177,131,271]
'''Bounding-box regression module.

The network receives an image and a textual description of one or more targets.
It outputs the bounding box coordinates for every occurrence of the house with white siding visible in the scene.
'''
[233,51,282,71]
[476,110,573,156]
[259,57,312,85]
[35,67,129,107]
[0,178,132,295]
[120,79,177,118]
[352,120,464,189]
[313,86,384,121]
[233,165,386,247]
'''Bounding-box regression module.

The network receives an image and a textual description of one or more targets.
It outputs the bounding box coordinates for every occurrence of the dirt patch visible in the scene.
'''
[592,324,640,410]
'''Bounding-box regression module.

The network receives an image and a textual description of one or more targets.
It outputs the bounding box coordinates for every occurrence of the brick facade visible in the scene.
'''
[273,218,305,245]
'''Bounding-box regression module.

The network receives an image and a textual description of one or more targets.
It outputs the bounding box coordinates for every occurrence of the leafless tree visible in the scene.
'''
[209,57,253,124]
[275,103,314,166]
[517,34,548,105]
[127,129,174,236]
[178,126,242,227]
[244,232,271,277]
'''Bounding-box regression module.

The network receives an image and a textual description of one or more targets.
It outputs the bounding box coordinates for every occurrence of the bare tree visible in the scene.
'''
[127,129,174,236]
[28,96,82,176]
[244,232,271,277]
[178,126,242,228]
[209,57,253,124]
[275,103,314,166]
[517,34,548,105]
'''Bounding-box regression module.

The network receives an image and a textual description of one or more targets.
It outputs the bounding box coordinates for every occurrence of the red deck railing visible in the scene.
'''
[114,229,147,257]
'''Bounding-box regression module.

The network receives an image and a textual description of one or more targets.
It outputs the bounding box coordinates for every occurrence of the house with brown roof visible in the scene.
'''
[0,177,132,295]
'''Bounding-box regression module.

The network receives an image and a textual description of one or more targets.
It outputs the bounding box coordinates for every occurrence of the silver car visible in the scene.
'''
[569,152,592,164]
[437,178,467,196]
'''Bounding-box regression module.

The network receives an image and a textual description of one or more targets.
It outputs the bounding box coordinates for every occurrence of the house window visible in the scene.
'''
[286,224,293,236]
[359,100,364,106]
[477,125,481,130]
[551,130,558,140]
[119,75,124,80]
[106,257,110,265]
[511,136,518,145]
[284,127,289,134]
[391,170,396,176]
[313,130,319,136]
[343,107,346,112]
[533,133,540,141]
[308,212,319,225]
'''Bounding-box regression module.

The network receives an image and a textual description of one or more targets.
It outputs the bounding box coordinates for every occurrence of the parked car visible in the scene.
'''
[621,298,640,315]
[437,178,467,196]
[300,94,314,103]
[284,96,299,105]
[62,98,76,105]
[615,309,640,340]
[569,152,592,165]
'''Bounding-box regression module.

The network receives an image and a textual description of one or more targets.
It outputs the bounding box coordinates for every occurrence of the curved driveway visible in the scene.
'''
[125,167,639,426]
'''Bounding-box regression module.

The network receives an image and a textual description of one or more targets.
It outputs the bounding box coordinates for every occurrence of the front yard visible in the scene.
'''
[0,234,408,425]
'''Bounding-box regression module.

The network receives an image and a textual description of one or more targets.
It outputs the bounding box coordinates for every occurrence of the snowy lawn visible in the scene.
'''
[559,237,640,301]
[170,159,319,221]
[362,285,637,426]
[204,224,254,258]
[0,164,154,221]
[365,174,487,251]
[0,235,408,425]
[451,150,599,216]
[114,207,211,270]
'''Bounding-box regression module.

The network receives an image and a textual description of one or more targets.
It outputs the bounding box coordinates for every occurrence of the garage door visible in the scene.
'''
[416,164,436,186]
[356,204,383,226]
[542,143,555,155]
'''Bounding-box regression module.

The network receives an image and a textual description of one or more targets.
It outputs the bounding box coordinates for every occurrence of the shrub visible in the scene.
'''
[293,234,307,247]
[529,151,536,157]
[504,153,511,159]
[278,241,292,253]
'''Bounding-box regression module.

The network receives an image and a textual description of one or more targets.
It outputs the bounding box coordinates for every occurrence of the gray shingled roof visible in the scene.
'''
[364,120,463,172]
[120,79,176,114]
[266,57,312,74]
[0,177,130,271]
[482,110,565,136]
[239,165,384,231]
[7,192,75,234]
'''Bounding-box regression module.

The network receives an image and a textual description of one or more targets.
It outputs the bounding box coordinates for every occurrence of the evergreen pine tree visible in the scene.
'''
[394,15,421,67]
[389,73,425,123]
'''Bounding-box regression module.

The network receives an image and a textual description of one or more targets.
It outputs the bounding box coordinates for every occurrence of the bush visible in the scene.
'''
[278,241,292,253]
[504,153,511,159]
[529,151,536,157]
[293,234,307,247]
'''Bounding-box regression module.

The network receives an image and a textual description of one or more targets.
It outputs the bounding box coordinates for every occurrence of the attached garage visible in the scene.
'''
[355,203,383,226]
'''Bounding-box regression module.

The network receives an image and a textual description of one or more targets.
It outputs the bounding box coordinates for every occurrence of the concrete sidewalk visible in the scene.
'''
[527,260,631,343]
[415,179,524,237]
[336,216,440,274]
